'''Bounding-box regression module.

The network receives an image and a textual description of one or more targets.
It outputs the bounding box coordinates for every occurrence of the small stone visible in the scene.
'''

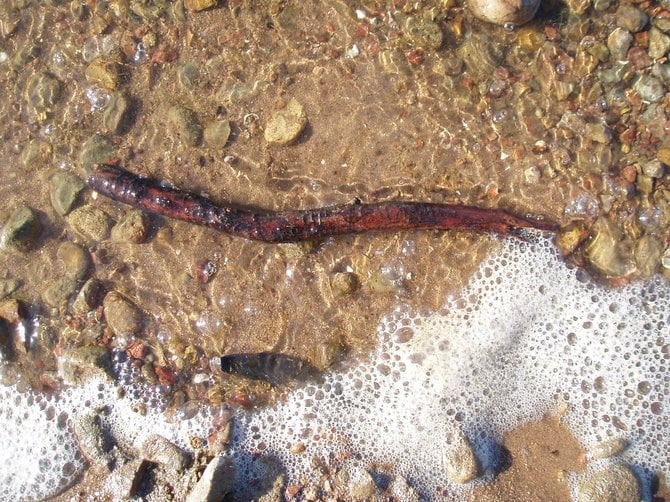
[264,98,307,146]
[468,0,540,25]
[388,476,420,501]
[72,278,103,315]
[58,345,113,385]
[111,210,150,243]
[457,33,503,81]
[141,434,190,471]
[592,0,613,11]
[442,430,479,484]
[379,49,411,75]
[652,62,670,81]
[654,16,670,33]
[20,139,52,170]
[556,222,589,256]
[649,27,670,59]
[184,0,217,12]
[103,291,143,338]
[1,206,41,252]
[578,464,640,502]
[642,159,665,178]
[585,218,636,277]
[216,80,270,104]
[68,204,113,241]
[167,105,203,147]
[404,16,443,49]
[635,234,663,277]
[584,120,612,144]
[616,4,648,33]
[591,438,628,460]
[25,72,61,117]
[103,92,133,135]
[72,412,114,468]
[0,279,20,299]
[185,455,235,502]
[329,271,360,296]
[50,171,85,216]
[335,463,377,499]
[607,28,633,61]
[79,134,116,169]
[43,277,79,307]
[178,61,200,88]
[657,148,670,166]
[57,241,90,281]
[633,75,665,103]
[203,119,231,149]
[85,55,120,90]
[0,298,22,324]
[565,0,591,15]
[106,458,149,499]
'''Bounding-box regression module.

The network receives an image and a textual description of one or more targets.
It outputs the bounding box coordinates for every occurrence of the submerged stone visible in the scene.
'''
[167,105,203,147]
[103,291,143,338]
[468,0,540,25]
[578,464,640,502]
[68,204,113,241]
[442,430,479,484]
[50,171,85,216]
[1,206,41,252]
[264,98,307,146]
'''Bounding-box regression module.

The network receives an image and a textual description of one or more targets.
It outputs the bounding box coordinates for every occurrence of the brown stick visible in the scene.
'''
[86,165,558,243]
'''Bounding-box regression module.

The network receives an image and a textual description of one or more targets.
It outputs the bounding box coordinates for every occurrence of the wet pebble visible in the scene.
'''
[388,476,420,501]
[0,278,20,299]
[264,98,307,146]
[578,464,640,502]
[103,92,133,135]
[167,105,203,147]
[335,462,377,499]
[25,72,62,116]
[103,291,143,338]
[468,0,540,25]
[584,120,611,144]
[585,218,636,277]
[50,171,85,216]
[203,119,231,149]
[111,210,150,243]
[79,134,116,168]
[556,222,589,256]
[58,345,113,385]
[43,277,79,308]
[616,4,648,33]
[68,204,113,241]
[85,55,120,90]
[20,139,52,170]
[1,206,41,252]
[329,271,360,296]
[593,0,613,11]
[404,16,443,49]
[591,437,628,460]
[649,27,670,59]
[607,28,633,61]
[141,434,191,471]
[565,0,591,15]
[57,241,90,281]
[642,159,665,178]
[106,458,148,499]
[185,455,235,502]
[442,430,479,484]
[634,234,663,277]
[184,0,217,12]
[72,412,114,468]
[633,75,665,102]
[72,278,103,315]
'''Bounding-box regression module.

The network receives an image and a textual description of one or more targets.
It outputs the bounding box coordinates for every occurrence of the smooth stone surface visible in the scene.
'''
[185,455,235,502]
[616,4,648,33]
[578,464,640,502]
[633,74,665,102]
[57,241,90,281]
[50,171,85,216]
[442,431,479,484]
[634,234,663,277]
[111,210,150,243]
[468,0,540,25]
[591,438,628,460]
[264,98,307,146]
[607,28,633,61]
[20,139,52,170]
[1,206,41,252]
[167,105,203,147]
[85,55,120,90]
[68,204,113,241]
[103,92,133,135]
[103,291,143,338]
[141,434,190,471]
[649,27,670,59]
[203,119,231,149]
[43,277,79,307]
[585,218,636,277]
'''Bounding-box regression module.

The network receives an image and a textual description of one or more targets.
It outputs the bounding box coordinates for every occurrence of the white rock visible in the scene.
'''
[185,455,235,502]
[468,0,541,26]
[442,430,479,484]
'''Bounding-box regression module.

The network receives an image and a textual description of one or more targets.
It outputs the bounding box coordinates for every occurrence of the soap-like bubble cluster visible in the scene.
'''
[0,234,668,499]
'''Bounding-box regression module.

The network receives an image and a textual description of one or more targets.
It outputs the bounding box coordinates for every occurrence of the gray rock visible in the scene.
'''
[591,438,628,460]
[607,28,633,61]
[141,434,190,471]
[1,206,41,252]
[633,75,665,103]
[43,277,78,307]
[50,171,85,216]
[103,92,133,135]
[616,4,648,33]
[79,134,116,169]
[68,204,113,241]
[468,0,540,25]
[178,61,200,89]
[167,105,203,147]
[103,291,143,338]
[653,16,670,33]
[20,139,52,170]
[111,210,150,243]
[106,458,148,499]
[25,72,61,116]
[578,464,640,502]
[203,119,231,149]
[593,0,613,11]
[652,62,670,81]
[72,278,103,315]
[649,27,670,59]
[584,120,612,144]
[642,159,665,178]
[264,98,307,146]
[335,463,377,499]
[185,455,235,502]
[443,430,479,484]
[58,345,113,385]
[72,412,114,468]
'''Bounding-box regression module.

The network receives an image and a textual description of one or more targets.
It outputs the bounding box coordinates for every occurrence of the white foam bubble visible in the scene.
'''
[0,233,668,500]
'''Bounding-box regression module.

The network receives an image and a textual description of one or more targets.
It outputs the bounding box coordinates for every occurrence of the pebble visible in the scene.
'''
[68,204,113,241]
[103,291,143,338]
[103,92,133,135]
[85,55,121,90]
[593,0,613,11]
[585,218,636,277]
[334,462,377,500]
[404,16,443,49]
[106,458,148,499]
[607,28,633,61]
[184,0,217,12]
[652,62,670,81]
[578,464,640,502]
[111,210,151,243]
[178,61,200,89]
[388,476,420,501]
[72,278,103,315]
[167,105,203,147]
[584,120,612,144]
[20,139,52,170]
[43,277,79,308]
[1,206,41,252]
[72,412,114,469]
[25,72,61,116]
[649,27,670,59]
[141,434,190,471]
[58,345,113,385]
[264,98,307,146]
[634,234,663,277]
[556,222,589,256]
[57,241,90,281]
[329,271,360,296]
[565,0,591,15]
[591,437,628,460]
[468,0,540,25]
[0,278,20,299]
[616,4,648,33]
[442,430,479,484]
[457,34,503,82]
[203,119,231,149]
[50,171,85,216]
[79,134,116,169]
[216,79,270,104]
[642,159,665,178]
[185,455,235,502]
[633,75,665,102]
